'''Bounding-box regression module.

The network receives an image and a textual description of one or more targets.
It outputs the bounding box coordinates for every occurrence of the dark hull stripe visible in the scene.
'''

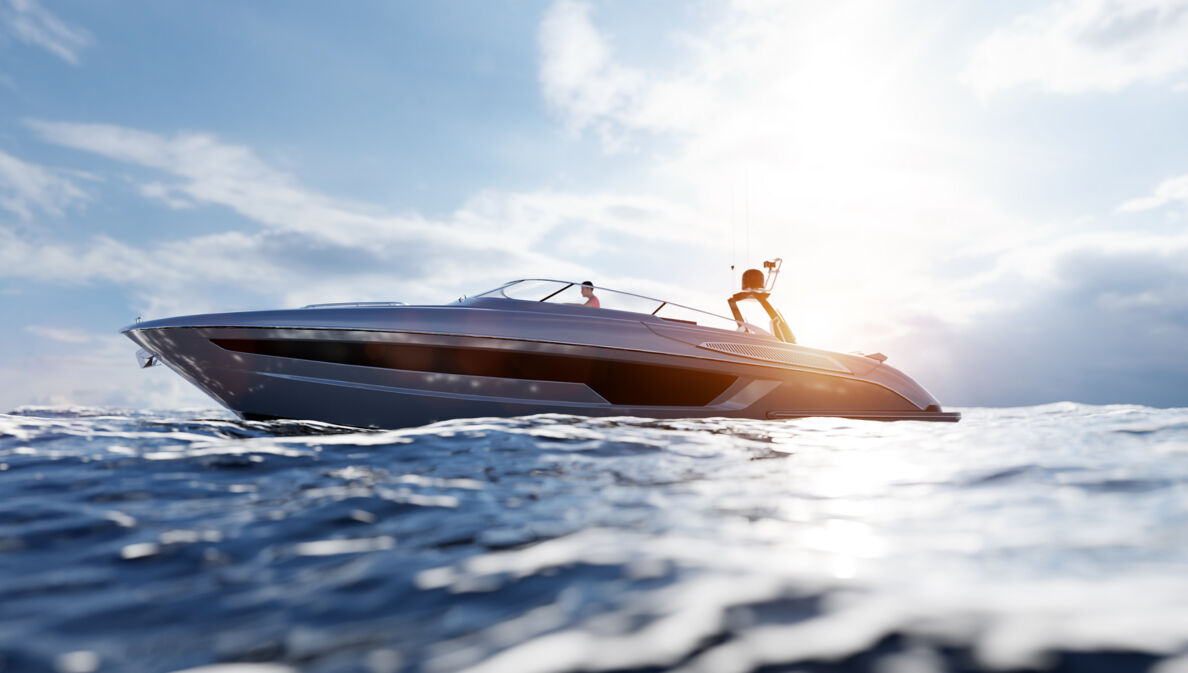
[211,338,737,407]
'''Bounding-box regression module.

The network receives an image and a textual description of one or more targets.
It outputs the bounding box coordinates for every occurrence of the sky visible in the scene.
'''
[2,0,1188,410]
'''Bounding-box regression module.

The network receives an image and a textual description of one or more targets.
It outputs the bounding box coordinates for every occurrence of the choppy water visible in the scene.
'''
[2,404,1188,673]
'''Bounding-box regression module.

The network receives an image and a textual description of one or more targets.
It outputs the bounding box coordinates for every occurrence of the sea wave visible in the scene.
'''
[2,403,1187,672]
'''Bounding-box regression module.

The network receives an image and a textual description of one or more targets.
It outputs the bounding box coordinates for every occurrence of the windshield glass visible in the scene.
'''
[491,280,573,302]
[733,298,775,336]
[477,279,756,334]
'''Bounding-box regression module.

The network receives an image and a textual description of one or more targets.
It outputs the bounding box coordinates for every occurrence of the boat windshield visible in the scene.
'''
[476,279,760,334]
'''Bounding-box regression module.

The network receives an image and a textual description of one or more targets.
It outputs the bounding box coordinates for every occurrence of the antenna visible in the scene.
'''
[730,179,736,272]
[744,173,750,267]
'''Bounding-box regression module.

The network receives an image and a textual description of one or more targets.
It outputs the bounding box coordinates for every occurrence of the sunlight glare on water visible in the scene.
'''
[1,403,1187,672]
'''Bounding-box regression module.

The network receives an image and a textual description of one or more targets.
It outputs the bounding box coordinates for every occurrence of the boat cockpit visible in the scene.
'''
[469,259,795,344]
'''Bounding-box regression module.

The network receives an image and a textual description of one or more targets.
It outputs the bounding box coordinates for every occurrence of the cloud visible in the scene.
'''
[1117,173,1188,213]
[25,325,100,344]
[1,0,92,64]
[877,231,1188,406]
[965,0,1188,95]
[538,0,646,147]
[0,226,138,285]
[26,119,717,253]
[537,2,935,145]
[2,326,215,410]
[9,119,730,324]
[534,2,1047,343]
[0,148,88,220]
[25,120,416,248]
[138,182,196,210]
[538,2,1188,405]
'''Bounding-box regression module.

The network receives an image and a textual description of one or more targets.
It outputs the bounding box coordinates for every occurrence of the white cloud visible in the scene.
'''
[26,119,717,255]
[538,2,935,143]
[883,231,1188,406]
[1117,174,1188,213]
[138,182,196,210]
[530,1,1188,406]
[535,1,1042,345]
[539,0,647,147]
[2,326,215,410]
[8,119,733,326]
[965,0,1188,95]
[0,226,138,285]
[0,148,88,220]
[26,120,415,248]
[1,0,92,64]
[25,325,100,344]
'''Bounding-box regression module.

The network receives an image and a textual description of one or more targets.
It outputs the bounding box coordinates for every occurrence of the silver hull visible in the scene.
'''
[124,298,959,428]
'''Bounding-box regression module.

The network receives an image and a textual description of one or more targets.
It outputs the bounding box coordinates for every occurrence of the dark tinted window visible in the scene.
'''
[212,338,736,407]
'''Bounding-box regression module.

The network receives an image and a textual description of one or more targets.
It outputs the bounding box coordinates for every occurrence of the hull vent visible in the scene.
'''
[698,342,851,374]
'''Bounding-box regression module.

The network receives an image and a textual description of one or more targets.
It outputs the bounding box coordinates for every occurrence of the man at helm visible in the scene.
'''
[579,280,600,308]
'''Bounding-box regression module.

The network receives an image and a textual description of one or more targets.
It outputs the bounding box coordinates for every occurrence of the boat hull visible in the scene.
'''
[124,317,960,427]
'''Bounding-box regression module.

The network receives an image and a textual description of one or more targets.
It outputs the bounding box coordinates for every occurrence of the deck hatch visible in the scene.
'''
[211,338,736,407]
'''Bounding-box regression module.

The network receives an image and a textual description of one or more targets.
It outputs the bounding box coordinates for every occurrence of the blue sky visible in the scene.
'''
[2,0,1188,410]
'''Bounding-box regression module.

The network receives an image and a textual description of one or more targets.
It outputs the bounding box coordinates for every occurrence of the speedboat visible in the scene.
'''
[123,260,960,427]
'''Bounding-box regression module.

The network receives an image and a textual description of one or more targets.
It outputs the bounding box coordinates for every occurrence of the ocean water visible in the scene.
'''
[2,404,1188,673]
